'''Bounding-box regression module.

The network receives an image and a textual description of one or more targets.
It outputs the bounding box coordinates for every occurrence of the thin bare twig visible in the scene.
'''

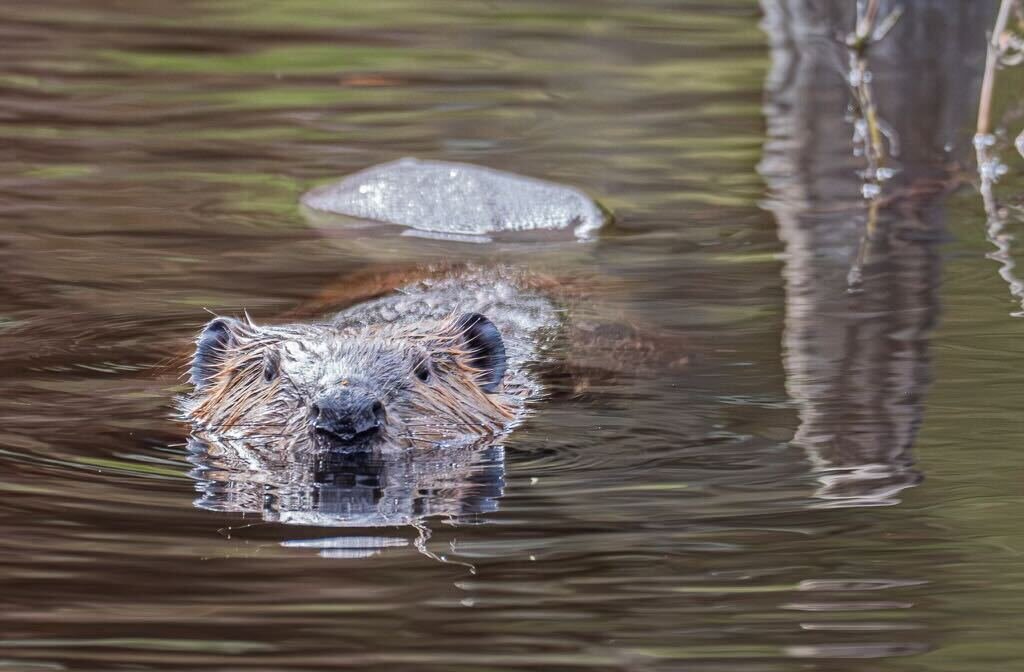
[851,0,882,54]
[976,0,1024,316]
[847,197,881,290]
[848,0,892,185]
[977,0,1016,137]
[845,1,903,290]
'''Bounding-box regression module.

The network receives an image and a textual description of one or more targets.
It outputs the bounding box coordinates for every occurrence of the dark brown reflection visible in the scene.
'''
[760,0,995,505]
[189,436,505,528]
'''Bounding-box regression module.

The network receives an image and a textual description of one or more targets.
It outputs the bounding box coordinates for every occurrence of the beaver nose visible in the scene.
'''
[312,392,386,445]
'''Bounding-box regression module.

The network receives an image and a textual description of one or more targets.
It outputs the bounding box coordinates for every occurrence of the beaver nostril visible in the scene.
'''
[312,395,385,447]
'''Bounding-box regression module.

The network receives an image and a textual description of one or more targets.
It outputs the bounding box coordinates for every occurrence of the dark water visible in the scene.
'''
[3,0,1024,669]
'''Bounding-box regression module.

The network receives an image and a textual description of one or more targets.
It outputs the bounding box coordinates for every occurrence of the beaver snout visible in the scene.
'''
[312,390,386,446]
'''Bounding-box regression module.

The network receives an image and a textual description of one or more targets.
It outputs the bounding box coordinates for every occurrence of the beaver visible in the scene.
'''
[182,268,561,453]
[182,265,692,531]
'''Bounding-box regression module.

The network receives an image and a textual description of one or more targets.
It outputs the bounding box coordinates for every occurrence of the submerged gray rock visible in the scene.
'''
[300,158,607,240]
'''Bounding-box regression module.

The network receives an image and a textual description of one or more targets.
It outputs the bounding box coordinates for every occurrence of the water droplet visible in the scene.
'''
[861,183,881,199]
[973,133,997,150]
[980,158,1008,182]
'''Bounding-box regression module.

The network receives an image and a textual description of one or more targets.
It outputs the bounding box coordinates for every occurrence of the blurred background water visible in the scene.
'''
[2,0,1024,670]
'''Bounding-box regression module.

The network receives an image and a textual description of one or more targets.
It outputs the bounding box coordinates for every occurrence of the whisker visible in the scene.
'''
[199,433,304,440]
[400,436,446,447]
[398,421,482,429]
[193,422,296,429]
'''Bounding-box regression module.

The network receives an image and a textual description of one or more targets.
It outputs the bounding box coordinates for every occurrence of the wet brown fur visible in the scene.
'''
[186,313,518,451]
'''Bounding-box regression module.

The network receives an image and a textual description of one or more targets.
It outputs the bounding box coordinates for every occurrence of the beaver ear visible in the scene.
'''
[454,313,506,394]
[191,317,246,388]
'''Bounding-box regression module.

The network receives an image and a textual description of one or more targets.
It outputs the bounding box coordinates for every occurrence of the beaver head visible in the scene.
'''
[184,312,513,450]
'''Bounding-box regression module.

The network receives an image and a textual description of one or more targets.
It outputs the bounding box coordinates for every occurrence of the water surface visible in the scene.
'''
[2,1,1024,670]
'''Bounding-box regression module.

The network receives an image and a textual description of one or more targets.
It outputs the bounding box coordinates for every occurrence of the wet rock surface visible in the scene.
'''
[300,158,607,240]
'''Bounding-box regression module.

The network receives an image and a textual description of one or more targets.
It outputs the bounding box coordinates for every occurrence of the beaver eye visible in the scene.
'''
[263,350,280,382]
[414,358,432,382]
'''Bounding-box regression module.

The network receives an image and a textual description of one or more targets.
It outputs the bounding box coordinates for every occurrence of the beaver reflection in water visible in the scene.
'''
[182,271,559,452]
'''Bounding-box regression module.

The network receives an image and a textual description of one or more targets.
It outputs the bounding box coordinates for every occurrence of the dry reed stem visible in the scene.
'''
[846,0,902,289]
[977,0,1017,137]
[976,0,1024,316]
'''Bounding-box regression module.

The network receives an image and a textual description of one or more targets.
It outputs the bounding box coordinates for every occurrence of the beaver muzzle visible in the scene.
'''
[312,389,386,446]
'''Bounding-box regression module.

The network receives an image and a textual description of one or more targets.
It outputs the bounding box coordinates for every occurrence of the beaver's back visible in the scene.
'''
[330,268,560,390]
